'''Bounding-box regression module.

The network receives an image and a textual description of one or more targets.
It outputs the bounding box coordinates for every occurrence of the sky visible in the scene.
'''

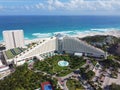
[0,0,120,15]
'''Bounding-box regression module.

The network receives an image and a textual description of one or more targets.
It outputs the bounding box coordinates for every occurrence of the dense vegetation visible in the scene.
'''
[108,44,120,56]
[79,68,95,80]
[81,35,120,52]
[66,79,84,90]
[110,83,120,90]
[85,70,95,80]
[82,35,120,44]
[34,55,86,77]
[99,59,120,70]
[0,64,58,90]
[82,35,108,43]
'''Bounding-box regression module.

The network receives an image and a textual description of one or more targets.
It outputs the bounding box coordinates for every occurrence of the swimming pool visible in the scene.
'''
[27,60,34,64]
[44,84,52,90]
[58,61,69,67]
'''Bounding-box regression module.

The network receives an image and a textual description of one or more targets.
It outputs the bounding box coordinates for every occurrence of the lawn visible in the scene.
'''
[33,55,86,77]
[5,50,15,59]
[5,48,26,59]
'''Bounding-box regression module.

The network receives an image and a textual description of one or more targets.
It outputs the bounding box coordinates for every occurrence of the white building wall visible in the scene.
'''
[14,30,24,48]
[3,31,15,49]
[16,37,58,62]
[3,30,25,50]
[13,36,106,66]
[0,60,3,66]
[62,37,106,57]
[0,66,9,72]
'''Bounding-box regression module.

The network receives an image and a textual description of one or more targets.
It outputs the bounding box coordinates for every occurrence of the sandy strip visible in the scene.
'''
[19,30,120,45]
[24,38,49,45]
[0,38,49,45]
[73,30,120,38]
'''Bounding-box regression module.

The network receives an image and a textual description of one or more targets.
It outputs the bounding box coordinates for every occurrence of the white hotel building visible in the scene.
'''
[11,35,107,66]
[3,30,24,50]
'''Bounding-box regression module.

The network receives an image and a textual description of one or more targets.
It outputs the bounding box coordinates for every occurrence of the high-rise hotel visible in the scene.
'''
[3,30,24,50]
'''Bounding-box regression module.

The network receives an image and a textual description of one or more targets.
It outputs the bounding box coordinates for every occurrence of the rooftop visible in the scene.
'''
[5,48,26,59]
[3,30,23,33]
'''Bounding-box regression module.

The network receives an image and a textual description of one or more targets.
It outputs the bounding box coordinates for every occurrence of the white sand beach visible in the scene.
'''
[24,38,49,45]
[73,30,120,38]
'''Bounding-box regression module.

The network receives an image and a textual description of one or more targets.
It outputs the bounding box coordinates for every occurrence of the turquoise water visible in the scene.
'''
[58,61,69,67]
[27,60,34,64]
[0,16,120,41]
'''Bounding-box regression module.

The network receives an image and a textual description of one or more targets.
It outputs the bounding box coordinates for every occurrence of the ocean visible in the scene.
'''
[0,15,120,41]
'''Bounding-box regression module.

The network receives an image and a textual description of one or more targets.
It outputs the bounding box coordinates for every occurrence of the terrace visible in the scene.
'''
[5,48,26,59]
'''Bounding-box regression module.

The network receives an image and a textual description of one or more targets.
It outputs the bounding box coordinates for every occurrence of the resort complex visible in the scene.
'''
[0,30,120,90]
[3,33,107,66]
[0,0,120,89]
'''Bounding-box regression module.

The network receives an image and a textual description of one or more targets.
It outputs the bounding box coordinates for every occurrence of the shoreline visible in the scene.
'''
[0,30,120,45]
[25,30,120,44]
[73,30,120,38]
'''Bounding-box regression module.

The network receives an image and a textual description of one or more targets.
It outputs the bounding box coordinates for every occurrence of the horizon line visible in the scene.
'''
[0,15,120,16]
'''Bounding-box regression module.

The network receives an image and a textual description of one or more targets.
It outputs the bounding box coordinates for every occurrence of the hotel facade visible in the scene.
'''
[11,35,107,66]
[3,30,24,50]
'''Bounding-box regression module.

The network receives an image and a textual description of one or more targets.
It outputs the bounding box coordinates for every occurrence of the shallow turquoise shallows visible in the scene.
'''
[58,61,69,67]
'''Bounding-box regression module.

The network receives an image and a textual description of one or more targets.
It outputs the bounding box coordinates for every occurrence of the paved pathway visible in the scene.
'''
[63,80,68,90]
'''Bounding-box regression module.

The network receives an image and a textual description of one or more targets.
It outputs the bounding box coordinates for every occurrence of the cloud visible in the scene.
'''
[47,0,55,10]
[35,3,45,9]
[0,5,3,10]
[24,5,30,10]
[1,0,120,11]
[54,0,64,8]
[45,0,120,11]
[0,0,120,14]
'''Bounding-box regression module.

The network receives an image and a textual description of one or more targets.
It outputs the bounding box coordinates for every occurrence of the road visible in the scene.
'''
[63,80,68,90]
